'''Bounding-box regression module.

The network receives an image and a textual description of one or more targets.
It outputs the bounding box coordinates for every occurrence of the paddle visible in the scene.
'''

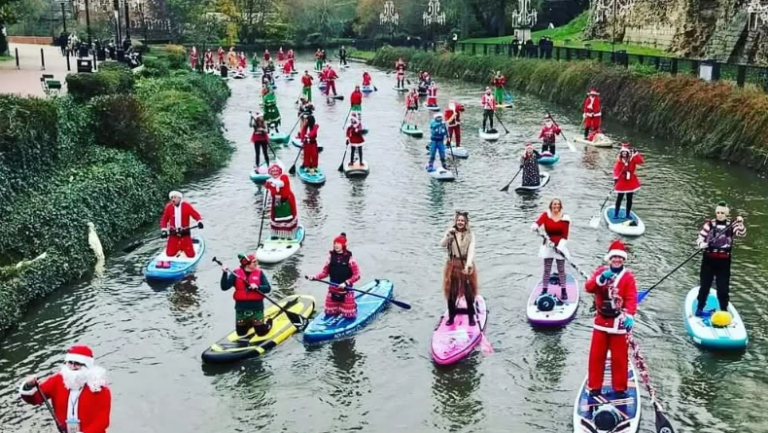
[288,146,303,175]
[626,333,676,433]
[500,166,524,192]
[338,140,350,172]
[399,106,410,131]
[502,85,514,103]
[546,110,576,153]
[212,257,309,330]
[589,187,615,229]
[34,383,65,433]
[536,230,590,280]
[122,225,200,253]
[446,139,459,178]
[308,277,412,310]
[493,110,510,134]
[256,191,268,248]
[341,106,352,130]
[636,218,742,303]
[451,232,493,354]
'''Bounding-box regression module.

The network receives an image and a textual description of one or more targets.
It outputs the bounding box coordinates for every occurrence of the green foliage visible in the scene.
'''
[371,47,768,168]
[66,64,136,102]
[162,44,189,70]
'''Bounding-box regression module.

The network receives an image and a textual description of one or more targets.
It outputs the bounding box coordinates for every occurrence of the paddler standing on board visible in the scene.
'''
[300,114,321,175]
[315,48,324,70]
[520,143,541,187]
[404,87,419,130]
[306,233,361,319]
[395,58,406,89]
[695,201,746,317]
[220,253,273,337]
[440,211,478,326]
[301,70,314,102]
[362,71,372,88]
[481,87,497,132]
[426,113,449,173]
[582,88,602,139]
[531,198,570,299]
[346,114,365,166]
[350,85,363,123]
[539,114,562,155]
[445,101,465,148]
[491,71,506,105]
[585,240,637,399]
[204,48,214,72]
[159,191,203,262]
[263,85,281,134]
[426,81,439,108]
[265,164,299,240]
[324,65,339,97]
[613,143,644,222]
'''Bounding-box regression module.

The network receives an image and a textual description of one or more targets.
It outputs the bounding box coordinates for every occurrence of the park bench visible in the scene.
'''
[40,74,63,96]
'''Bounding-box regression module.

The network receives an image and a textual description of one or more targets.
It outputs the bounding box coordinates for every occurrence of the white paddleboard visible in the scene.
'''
[343,160,370,178]
[515,173,550,193]
[425,163,455,181]
[479,128,501,142]
[256,226,305,264]
[683,287,748,350]
[575,137,614,148]
[603,206,646,236]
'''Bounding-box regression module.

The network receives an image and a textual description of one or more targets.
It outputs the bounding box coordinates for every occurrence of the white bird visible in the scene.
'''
[87,222,105,275]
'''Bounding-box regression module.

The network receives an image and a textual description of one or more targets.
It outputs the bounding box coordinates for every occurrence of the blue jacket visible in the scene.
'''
[430,120,447,141]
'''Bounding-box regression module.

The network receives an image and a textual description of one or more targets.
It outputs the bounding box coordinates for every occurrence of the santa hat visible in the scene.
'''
[588,88,600,96]
[333,233,348,249]
[239,253,257,267]
[485,86,492,92]
[169,191,182,199]
[350,116,359,125]
[604,240,628,261]
[544,114,552,121]
[525,142,533,149]
[619,142,631,153]
[448,101,456,110]
[434,113,443,119]
[268,164,283,176]
[65,345,95,369]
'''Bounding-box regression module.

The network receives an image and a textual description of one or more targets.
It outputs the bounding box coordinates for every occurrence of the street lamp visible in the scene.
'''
[592,0,635,53]
[379,0,399,40]
[422,0,445,45]
[59,2,68,34]
[511,0,537,41]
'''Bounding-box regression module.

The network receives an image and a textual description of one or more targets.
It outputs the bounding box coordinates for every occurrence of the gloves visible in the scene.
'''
[623,315,635,331]
[530,223,539,233]
[600,269,615,282]
[160,229,169,239]
[197,221,204,229]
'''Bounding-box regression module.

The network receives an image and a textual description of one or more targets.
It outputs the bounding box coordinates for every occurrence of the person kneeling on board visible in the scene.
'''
[531,198,570,300]
[539,114,561,155]
[220,253,273,338]
[585,241,637,399]
[427,113,449,172]
[440,211,479,326]
[695,201,746,317]
[306,234,361,319]
[159,191,203,263]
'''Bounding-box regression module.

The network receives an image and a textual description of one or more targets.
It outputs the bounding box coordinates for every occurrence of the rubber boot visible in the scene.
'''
[561,287,568,300]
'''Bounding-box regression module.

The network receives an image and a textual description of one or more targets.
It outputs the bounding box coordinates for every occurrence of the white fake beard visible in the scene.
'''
[61,365,89,390]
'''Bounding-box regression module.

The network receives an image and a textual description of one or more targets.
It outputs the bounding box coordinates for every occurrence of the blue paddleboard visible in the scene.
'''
[145,236,205,281]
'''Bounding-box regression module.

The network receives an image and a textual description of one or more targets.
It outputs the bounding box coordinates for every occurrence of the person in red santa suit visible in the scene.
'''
[426,81,439,108]
[189,46,198,71]
[585,240,637,398]
[159,191,203,259]
[277,46,285,63]
[300,114,321,174]
[350,85,363,122]
[204,49,214,72]
[404,87,419,129]
[263,49,270,64]
[287,49,295,60]
[324,65,339,96]
[582,88,602,139]
[362,71,372,87]
[613,143,644,222]
[264,164,299,240]
[445,101,465,148]
[531,198,571,299]
[216,46,225,67]
[283,58,294,75]
[538,114,562,155]
[19,345,111,433]
[346,114,365,166]
[394,58,406,89]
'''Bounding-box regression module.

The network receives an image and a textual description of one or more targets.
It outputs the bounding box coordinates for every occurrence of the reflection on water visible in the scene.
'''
[431,357,484,432]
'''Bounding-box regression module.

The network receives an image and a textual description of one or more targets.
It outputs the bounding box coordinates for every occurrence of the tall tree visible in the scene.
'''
[0,0,22,55]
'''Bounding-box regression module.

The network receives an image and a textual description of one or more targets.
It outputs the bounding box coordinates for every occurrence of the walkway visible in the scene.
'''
[0,43,72,97]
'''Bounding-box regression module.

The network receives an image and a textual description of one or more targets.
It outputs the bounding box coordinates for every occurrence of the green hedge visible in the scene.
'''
[66,63,136,102]
[371,48,768,169]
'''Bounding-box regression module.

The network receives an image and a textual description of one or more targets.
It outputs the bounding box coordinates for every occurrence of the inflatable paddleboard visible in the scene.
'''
[498,103,514,110]
[683,287,748,350]
[361,85,374,93]
[426,105,440,112]
[250,159,284,184]
[538,152,560,166]
[343,160,370,178]
[304,280,394,344]
[425,163,455,181]
[515,173,550,193]
[393,86,408,92]
[526,274,579,326]
[297,166,326,185]
[431,296,488,365]
[573,356,641,433]
[575,137,614,148]
[479,128,501,142]
[448,146,469,159]
[401,124,424,138]
[145,236,205,281]
[269,132,289,144]
[201,295,315,364]
[603,206,646,236]
[256,226,305,264]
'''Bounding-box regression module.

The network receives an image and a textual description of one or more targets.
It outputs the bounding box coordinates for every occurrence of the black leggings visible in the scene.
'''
[697,255,731,311]
[254,141,270,166]
[483,110,494,130]
[448,288,476,322]
[350,146,363,164]
[614,193,634,218]
[541,142,556,154]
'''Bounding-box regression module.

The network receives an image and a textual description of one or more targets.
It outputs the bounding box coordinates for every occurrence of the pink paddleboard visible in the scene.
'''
[431,296,488,365]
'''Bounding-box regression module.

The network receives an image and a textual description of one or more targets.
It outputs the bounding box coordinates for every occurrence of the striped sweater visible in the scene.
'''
[697,218,746,257]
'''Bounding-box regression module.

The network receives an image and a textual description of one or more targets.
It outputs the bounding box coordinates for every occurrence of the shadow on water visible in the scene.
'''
[431,356,484,432]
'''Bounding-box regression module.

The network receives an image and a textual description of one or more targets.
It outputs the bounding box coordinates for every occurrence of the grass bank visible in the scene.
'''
[348,49,376,61]
[0,47,232,335]
[369,47,768,170]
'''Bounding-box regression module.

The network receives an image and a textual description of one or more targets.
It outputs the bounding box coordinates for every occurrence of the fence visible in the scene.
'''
[455,41,768,91]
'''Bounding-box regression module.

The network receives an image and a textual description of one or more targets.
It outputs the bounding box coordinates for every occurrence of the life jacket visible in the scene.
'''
[596,268,626,320]
[233,268,264,302]
[328,250,353,285]
[430,121,447,141]
[705,219,735,258]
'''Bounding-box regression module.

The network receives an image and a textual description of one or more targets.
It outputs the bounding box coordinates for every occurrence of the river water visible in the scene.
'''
[2,56,768,433]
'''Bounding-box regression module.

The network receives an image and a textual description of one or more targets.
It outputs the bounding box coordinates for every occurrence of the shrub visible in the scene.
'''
[89,95,159,169]
[66,64,136,101]
[163,44,188,70]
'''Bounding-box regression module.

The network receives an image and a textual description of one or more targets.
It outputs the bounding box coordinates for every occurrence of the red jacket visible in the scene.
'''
[233,268,265,301]
[613,152,644,193]
[445,104,463,127]
[160,201,202,230]
[277,50,285,61]
[492,76,506,88]
[325,69,338,82]
[300,124,319,145]
[539,124,561,143]
[263,51,270,61]
[283,60,294,74]
[362,73,371,86]
[535,211,569,245]
[20,373,111,433]
[350,90,363,106]
[395,61,406,72]
[302,74,313,88]
[582,95,602,130]
[585,266,638,334]
[346,124,365,144]
[481,94,496,110]
[265,174,297,220]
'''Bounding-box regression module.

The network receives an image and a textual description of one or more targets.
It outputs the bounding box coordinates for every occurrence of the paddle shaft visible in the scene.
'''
[289,145,303,175]
[627,332,676,433]
[446,140,459,177]
[338,142,349,172]
[35,383,66,433]
[311,278,411,309]
[493,110,509,134]
[500,166,523,192]
[546,110,575,152]
[536,230,590,280]
[341,106,352,130]
[286,115,302,139]
[122,225,199,253]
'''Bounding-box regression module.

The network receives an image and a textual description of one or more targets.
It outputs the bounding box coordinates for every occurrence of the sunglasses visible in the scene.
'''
[66,361,86,368]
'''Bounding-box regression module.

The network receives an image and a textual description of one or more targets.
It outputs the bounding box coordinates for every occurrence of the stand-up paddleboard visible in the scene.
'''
[575,137,614,148]
[448,146,469,159]
[538,151,560,166]
[401,124,424,138]
[304,280,394,344]
[426,105,440,112]
[145,236,206,281]
[515,173,550,193]
[683,287,748,350]
[425,163,455,181]
[431,296,488,365]
[573,356,641,433]
[201,295,315,364]
[256,226,305,264]
[498,103,514,109]
[290,70,299,75]
[343,160,370,178]
[269,131,289,144]
[283,75,295,81]
[479,128,501,142]
[393,86,408,92]
[232,71,246,80]
[526,274,579,326]
[361,85,374,93]
[603,206,646,236]
[328,95,344,101]
[297,166,326,185]
[250,159,284,184]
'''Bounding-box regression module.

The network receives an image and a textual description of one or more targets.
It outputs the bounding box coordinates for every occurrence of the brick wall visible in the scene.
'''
[8,36,55,45]
[624,25,676,49]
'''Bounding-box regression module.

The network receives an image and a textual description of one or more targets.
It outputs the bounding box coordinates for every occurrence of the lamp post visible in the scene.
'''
[511,0,537,42]
[422,0,445,47]
[592,0,635,54]
[124,0,131,41]
[60,2,68,33]
[379,0,399,40]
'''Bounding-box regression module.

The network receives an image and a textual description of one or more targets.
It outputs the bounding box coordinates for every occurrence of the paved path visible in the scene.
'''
[0,43,73,97]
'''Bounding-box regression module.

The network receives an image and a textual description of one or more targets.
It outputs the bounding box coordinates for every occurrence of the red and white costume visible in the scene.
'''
[264,165,299,239]
[534,211,570,259]
[302,73,313,89]
[189,47,198,70]
[445,102,464,146]
[263,50,270,62]
[204,50,214,70]
[283,59,294,75]
[539,121,561,144]
[19,345,111,433]
[217,47,225,66]
[346,118,365,147]
[301,124,320,169]
[237,53,246,72]
[492,74,506,89]
[481,93,496,111]
[613,144,644,193]
[426,84,438,107]
[395,60,406,85]
[277,48,285,62]
[324,68,338,95]
[582,88,602,131]
[362,72,372,86]
[350,89,363,108]
[159,194,202,257]
[287,49,295,60]
[584,241,637,393]
[313,235,361,319]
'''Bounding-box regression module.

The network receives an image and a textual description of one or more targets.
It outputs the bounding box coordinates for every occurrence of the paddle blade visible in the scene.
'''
[480,333,494,354]
[654,406,676,433]
[390,298,412,310]
[289,164,297,175]
[566,140,576,153]
[500,185,510,192]
[589,215,601,228]
[637,289,650,303]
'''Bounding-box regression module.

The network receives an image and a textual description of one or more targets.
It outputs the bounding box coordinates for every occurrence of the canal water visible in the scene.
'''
[1,56,767,433]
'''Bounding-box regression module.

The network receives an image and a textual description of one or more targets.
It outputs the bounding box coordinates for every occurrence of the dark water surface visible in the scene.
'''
[2,57,768,433]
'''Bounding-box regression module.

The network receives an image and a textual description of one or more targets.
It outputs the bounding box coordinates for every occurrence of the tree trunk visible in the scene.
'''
[497,0,506,37]
[0,24,8,56]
